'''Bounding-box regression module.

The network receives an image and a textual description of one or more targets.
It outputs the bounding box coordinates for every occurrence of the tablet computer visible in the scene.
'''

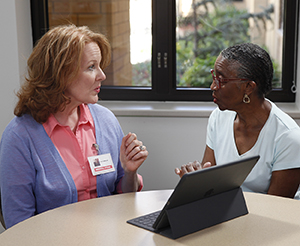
[127,155,260,234]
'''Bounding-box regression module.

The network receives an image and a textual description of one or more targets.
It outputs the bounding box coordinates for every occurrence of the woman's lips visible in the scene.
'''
[212,94,217,103]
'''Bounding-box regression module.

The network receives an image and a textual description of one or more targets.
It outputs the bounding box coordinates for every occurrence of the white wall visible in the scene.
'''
[117,116,208,190]
[0,0,32,139]
[0,1,20,138]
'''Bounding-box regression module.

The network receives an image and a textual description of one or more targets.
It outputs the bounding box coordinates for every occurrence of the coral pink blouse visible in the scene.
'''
[43,104,98,201]
[43,104,143,201]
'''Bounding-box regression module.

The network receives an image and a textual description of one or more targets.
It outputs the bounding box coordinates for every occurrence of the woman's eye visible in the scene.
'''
[88,65,95,70]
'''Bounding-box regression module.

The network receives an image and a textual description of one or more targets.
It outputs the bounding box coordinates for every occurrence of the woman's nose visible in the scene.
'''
[210,79,218,90]
[97,67,106,81]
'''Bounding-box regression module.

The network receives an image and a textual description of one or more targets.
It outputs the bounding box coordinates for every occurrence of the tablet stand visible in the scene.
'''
[159,187,248,239]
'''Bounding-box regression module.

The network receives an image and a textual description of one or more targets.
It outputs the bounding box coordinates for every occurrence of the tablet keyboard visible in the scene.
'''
[127,210,161,231]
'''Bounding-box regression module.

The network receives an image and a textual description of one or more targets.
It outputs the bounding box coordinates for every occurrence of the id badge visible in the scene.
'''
[88,153,115,176]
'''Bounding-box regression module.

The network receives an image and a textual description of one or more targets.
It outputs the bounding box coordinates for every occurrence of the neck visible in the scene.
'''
[54,105,80,132]
[235,98,271,128]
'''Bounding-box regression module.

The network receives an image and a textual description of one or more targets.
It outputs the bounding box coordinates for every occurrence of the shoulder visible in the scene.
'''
[268,101,299,130]
[1,115,45,153]
[2,115,41,138]
[88,103,116,118]
[263,101,300,149]
[87,103,121,130]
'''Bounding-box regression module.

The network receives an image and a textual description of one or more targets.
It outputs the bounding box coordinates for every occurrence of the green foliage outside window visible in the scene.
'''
[132,61,151,86]
[177,0,276,88]
[131,0,279,89]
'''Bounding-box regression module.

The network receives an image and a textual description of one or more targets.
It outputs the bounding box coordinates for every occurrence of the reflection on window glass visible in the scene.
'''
[130,0,152,86]
[47,0,151,87]
[176,0,282,89]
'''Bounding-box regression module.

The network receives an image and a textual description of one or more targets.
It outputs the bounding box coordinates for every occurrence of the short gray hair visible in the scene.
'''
[221,43,273,97]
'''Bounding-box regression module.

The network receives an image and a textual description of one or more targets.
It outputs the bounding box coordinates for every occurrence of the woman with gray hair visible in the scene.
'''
[175,43,300,199]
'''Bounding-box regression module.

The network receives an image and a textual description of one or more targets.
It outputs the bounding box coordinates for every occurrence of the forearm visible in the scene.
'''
[201,145,216,167]
[121,171,141,193]
[267,168,300,198]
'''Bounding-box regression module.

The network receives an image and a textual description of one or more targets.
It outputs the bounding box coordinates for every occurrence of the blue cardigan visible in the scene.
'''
[0,104,125,228]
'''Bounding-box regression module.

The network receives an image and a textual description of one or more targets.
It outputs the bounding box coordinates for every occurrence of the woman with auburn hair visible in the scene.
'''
[14,25,111,122]
[0,24,148,229]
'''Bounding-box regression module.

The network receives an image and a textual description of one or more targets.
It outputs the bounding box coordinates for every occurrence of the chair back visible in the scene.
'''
[0,193,6,229]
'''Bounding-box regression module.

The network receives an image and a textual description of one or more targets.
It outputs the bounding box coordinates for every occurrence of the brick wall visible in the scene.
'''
[48,0,132,86]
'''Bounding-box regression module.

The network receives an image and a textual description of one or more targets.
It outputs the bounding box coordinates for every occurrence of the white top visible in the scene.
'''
[206,100,300,199]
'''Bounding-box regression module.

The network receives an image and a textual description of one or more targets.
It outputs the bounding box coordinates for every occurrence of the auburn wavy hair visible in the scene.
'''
[14,24,111,123]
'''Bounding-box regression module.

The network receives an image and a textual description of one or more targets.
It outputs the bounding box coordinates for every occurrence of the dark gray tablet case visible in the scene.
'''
[127,155,260,239]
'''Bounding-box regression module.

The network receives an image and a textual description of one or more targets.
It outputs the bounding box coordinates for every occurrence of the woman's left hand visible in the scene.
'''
[120,132,148,173]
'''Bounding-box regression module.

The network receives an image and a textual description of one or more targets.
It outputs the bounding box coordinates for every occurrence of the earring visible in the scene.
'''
[243,94,250,104]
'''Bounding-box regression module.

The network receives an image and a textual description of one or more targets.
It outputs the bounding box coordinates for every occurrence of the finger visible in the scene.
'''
[125,132,137,147]
[180,164,188,176]
[192,160,201,170]
[123,132,132,142]
[139,145,146,151]
[125,136,141,151]
[175,168,185,178]
[126,140,143,156]
[131,148,149,161]
[120,135,129,154]
[127,143,145,159]
[203,162,212,169]
[186,163,195,172]
[175,168,181,175]
[133,145,147,158]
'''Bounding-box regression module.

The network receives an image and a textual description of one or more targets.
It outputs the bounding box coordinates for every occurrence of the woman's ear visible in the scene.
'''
[245,81,257,96]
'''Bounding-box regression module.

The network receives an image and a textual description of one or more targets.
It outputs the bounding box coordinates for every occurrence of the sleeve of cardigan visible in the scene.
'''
[0,123,36,228]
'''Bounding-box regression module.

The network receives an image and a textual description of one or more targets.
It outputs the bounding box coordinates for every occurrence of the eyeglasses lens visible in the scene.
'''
[211,69,220,88]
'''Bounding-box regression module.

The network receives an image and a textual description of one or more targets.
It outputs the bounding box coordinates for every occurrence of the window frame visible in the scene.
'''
[30,0,49,46]
[30,0,298,102]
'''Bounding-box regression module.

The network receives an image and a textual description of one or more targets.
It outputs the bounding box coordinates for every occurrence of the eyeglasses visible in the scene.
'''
[210,69,249,89]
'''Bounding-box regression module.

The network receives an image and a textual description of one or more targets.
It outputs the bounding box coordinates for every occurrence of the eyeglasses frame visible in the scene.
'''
[210,69,249,89]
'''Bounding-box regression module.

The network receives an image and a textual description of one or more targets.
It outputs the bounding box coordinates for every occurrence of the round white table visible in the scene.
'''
[0,190,300,245]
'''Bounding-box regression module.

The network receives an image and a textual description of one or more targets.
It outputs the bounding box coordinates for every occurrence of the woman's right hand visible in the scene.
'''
[174,161,212,178]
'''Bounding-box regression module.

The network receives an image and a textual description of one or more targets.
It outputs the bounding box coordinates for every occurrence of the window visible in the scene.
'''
[30,0,298,102]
